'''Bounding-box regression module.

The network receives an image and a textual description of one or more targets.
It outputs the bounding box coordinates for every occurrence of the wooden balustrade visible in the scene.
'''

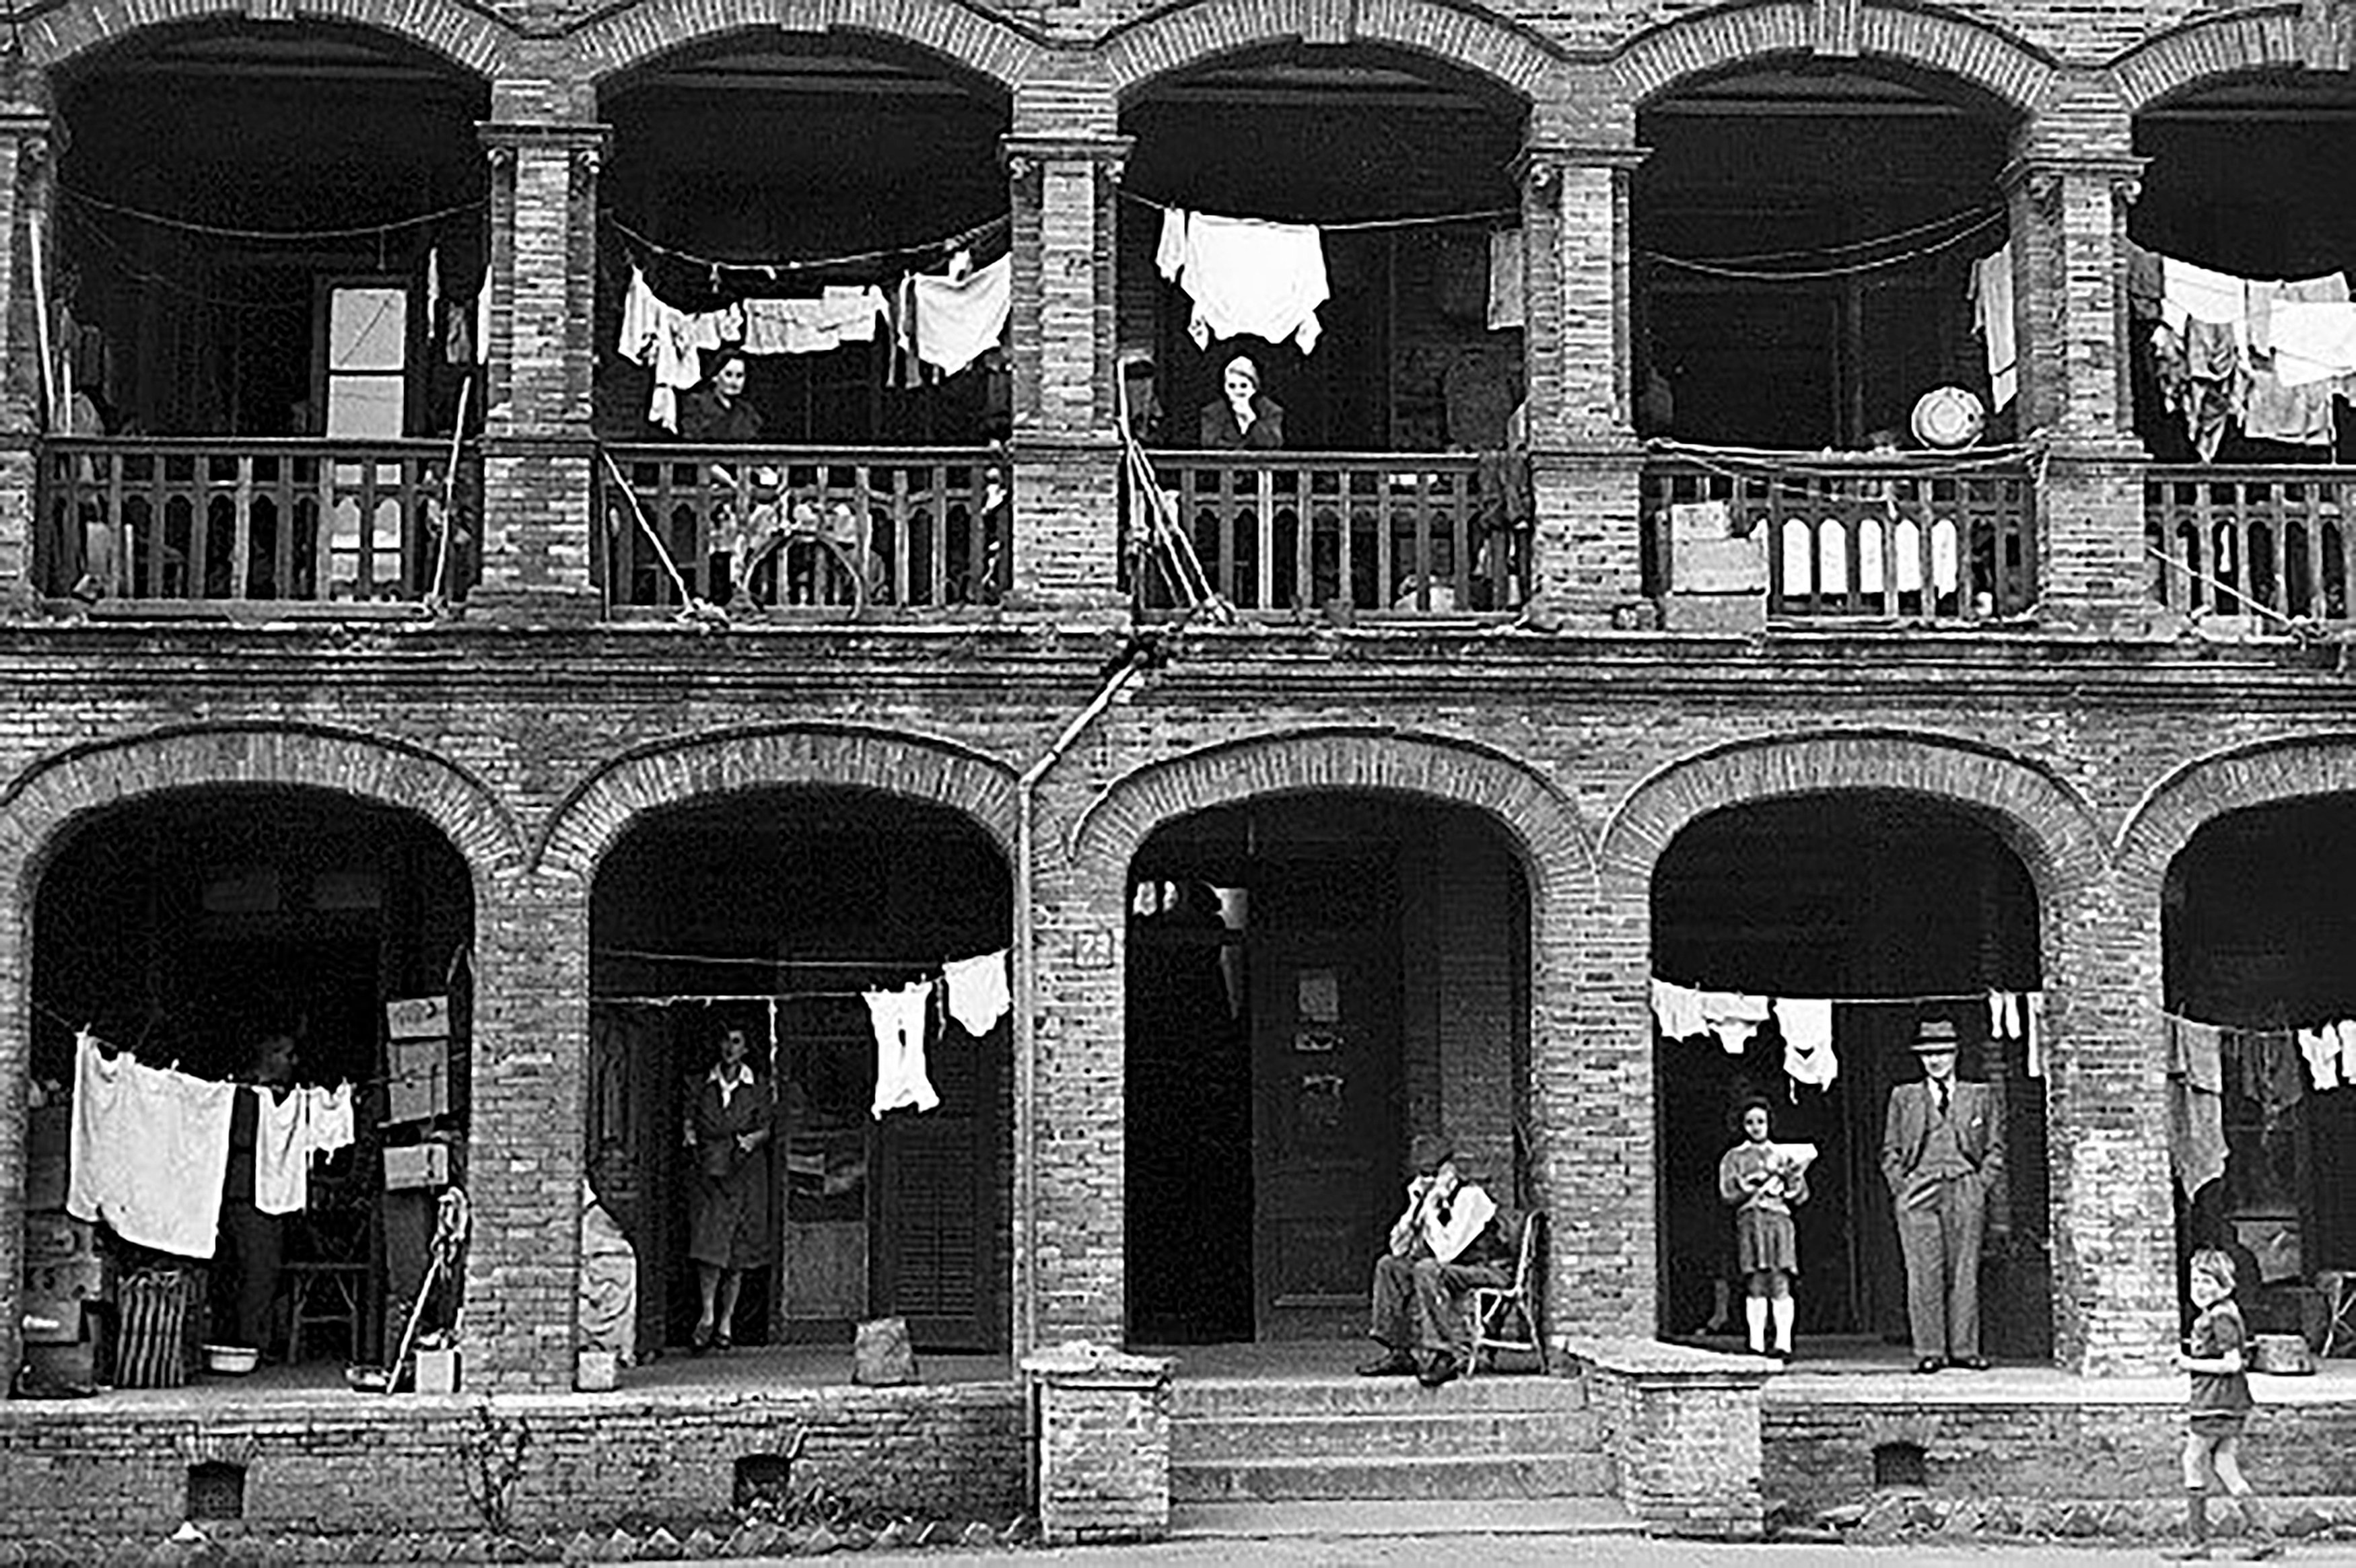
[598,446,1010,614]
[1643,457,2037,621]
[2144,466,2355,624]
[38,438,477,607]
[1130,452,1527,617]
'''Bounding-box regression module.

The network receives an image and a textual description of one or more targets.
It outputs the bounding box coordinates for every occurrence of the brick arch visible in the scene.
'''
[574,0,1045,92]
[2106,5,2308,116]
[2115,734,2356,887]
[1065,726,1591,895]
[1613,1,2055,118]
[1100,0,1564,104]
[1595,730,2106,892]
[534,723,1018,880]
[0,721,523,895]
[22,0,511,79]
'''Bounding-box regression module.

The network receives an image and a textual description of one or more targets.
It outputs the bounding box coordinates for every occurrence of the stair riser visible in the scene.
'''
[1171,1380,1589,1419]
[1171,1456,1616,1503]
[1174,1413,1602,1462]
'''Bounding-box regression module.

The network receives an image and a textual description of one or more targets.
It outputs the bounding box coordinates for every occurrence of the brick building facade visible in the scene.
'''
[1,0,2355,1540]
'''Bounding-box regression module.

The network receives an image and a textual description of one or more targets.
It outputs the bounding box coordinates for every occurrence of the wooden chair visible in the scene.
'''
[1467,1209,1544,1374]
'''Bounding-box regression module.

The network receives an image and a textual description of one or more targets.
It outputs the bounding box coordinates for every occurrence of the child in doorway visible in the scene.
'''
[1717,1097,1809,1361]
[2169,1248,2279,1560]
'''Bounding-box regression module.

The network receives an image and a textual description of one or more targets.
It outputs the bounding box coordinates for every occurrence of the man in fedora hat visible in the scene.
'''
[1882,1018,2005,1372]
[1357,1131,1513,1388]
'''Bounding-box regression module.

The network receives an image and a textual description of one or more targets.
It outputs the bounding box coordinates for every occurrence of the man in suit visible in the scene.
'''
[1881,1017,2005,1372]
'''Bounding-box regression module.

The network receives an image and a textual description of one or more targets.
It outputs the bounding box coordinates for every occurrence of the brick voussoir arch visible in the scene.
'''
[2115,733,2356,885]
[1063,726,1593,889]
[573,0,1047,90]
[1613,0,2056,117]
[0,721,524,890]
[1595,730,2107,890]
[1100,0,1565,103]
[22,0,512,79]
[533,723,1019,879]
[2105,5,2306,116]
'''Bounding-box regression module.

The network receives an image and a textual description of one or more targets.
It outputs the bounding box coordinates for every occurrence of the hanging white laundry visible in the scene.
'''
[66,1031,236,1260]
[910,254,1011,378]
[1970,243,2017,412]
[2338,1019,2356,1085]
[2160,256,2250,345]
[1169,212,1330,355]
[2023,993,2046,1079]
[1776,997,1836,1088]
[474,266,492,368]
[1651,977,1707,1042]
[1698,991,1770,1055]
[1156,207,1190,283]
[2298,1026,2339,1093]
[868,980,941,1118]
[306,1083,355,1160]
[1486,228,1524,332]
[2248,273,2351,357]
[2269,301,2356,388]
[250,1085,310,1218]
[1986,990,2021,1040]
[942,950,1010,1037]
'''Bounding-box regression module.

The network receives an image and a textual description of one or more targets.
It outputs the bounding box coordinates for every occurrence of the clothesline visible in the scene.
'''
[607,212,1010,287]
[596,989,886,1005]
[59,184,485,245]
[1117,188,1516,234]
[594,947,972,970]
[2144,542,2303,633]
[1642,211,2005,283]
[1655,984,2037,1007]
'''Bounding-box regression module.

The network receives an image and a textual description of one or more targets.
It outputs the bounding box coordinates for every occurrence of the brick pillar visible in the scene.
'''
[1519,118,1647,628]
[2004,128,2155,634]
[1028,843,1129,1349]
[473,112,608,622]
[2041,873,2176,1375]
[1002,94,1128,618]
[1023,1343,1175,1544]
[0,95,52,613]
[460,871,590,1390]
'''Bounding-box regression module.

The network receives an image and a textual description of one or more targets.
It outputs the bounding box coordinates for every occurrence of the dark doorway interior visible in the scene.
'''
[1650,793,2048,1359]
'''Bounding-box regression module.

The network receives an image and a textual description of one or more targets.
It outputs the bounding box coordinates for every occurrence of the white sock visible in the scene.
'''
[1745,1296,1768,1352]
[1771,1295,1795,1353]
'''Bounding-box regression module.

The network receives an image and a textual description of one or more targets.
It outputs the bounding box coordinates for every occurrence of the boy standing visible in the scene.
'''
[2170,1248,2279,1560]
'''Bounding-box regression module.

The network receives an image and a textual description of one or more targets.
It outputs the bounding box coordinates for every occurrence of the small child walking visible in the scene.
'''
[2168,1248,2279,1561]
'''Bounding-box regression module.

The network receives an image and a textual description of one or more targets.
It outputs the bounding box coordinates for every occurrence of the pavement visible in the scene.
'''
[660,1539,2356,1567]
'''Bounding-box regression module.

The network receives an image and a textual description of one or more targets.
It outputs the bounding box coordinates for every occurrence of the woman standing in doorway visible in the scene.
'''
[683,1023,775,1353]
[1719,1096,1809,1361]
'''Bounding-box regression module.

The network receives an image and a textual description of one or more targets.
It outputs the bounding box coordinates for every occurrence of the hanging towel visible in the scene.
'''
[2270,301,2356,388]
[66,1031,236,1260]
[2248,273,2350,355]
[2161,257,2250,343]
[2166,1016,2227,1201]
[1486,228,1525,332]
[1156,207,1190,283]
[1776,997,1836,1088]
[250,1085,310,1217]
[306,1083,355,1160]
[868,980,940,1118]
[1970,243,2017,412]
[1651,977,1707,1042]
[1698,991,1770,1055]
[2243,364,2338,445]
[2298,1026,2339,1092]
[942,950,1010,1038]
[1169,212,1330,354]
[909,254,1010,378]
[2023,993,2046,1079]
[474,266,491,368]
[2338,1019,2356,1085]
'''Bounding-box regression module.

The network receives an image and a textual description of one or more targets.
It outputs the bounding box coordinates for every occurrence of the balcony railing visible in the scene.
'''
[1130,452,1529,617]
[1644,453,2037,622]
[38,437,477,608]
[598,446,1009,616]
[2145,466,2354,624]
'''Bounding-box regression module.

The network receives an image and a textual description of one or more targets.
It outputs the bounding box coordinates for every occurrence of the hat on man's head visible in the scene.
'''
[1409,1133,1456,1176]
[1911,1018,1961,1055]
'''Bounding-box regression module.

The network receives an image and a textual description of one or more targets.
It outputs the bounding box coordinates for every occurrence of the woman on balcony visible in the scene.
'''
[681,351,763,444]
[1199,354,1284,450]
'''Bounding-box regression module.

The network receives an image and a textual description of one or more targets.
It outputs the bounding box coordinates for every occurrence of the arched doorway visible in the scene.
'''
[27,787,475,1384]
[2161,797,2356,1332]
[1123,791,1529,1344]
[587,787,1012,1357]
[1650,791,2052,1361]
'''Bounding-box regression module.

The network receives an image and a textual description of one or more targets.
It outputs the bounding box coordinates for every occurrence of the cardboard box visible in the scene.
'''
[386,995,451,1040]
[383,1143,450,1190]
[1660,592,1766,634]
[414,1347,460,1395]
[386,1049,449,1125]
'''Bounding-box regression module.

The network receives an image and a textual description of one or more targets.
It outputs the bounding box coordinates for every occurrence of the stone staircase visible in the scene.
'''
[1168,1369,1618,1506]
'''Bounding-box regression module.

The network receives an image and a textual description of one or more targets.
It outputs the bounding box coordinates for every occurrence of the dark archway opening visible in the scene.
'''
[1651,791,2050,1361]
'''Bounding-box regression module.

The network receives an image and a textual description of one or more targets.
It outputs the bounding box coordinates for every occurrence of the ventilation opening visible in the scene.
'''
[187,1462,246,1521]
[1872,1441,1927,1491]
[734,1454,795,1511]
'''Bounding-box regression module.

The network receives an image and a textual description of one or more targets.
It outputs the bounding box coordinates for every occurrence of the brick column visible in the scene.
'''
[2005,124,2154,633]
[459,870,590,1390]
[473,112,608,622]
[1002,93,1128,618]
[1519,117,1647,628]
[0,96,52,613]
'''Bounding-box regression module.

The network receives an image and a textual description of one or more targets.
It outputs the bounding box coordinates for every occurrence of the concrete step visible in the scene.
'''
[1169,1373,1588,1420]
[1172,1408,1603,1463]
[1170,1451,1617,1503]
[1168,1497,1642,1540]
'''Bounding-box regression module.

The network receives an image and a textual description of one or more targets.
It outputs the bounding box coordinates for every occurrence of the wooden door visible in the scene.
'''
[1250,859,1399,1340]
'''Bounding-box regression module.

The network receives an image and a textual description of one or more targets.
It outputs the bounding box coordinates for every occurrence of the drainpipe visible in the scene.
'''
[1012,635,1156,1365]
